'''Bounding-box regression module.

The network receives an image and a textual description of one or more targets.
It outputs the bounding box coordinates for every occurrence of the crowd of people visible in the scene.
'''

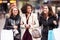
[3,3,59,40]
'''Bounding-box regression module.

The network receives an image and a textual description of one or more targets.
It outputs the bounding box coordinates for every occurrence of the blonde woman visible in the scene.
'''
[4,8,21,40]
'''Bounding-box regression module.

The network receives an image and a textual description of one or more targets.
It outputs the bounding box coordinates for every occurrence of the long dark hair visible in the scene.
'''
[48,5,54,17]
[41,5,56,19]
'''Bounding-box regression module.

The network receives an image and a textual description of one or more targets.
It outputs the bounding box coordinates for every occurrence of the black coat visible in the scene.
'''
[39,14,58,31]
[39,14,58,40]
[4,15,21,34]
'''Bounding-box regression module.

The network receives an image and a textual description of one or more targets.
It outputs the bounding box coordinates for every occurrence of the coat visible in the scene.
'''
[4,15,21,40]
[20,13,39,40]
[39,14,58,40]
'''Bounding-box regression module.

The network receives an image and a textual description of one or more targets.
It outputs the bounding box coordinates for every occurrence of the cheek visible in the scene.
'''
[13,11,15,13]
[15,11,18,13]
[43,10,46,13]
[15,13,18,15]
[15,12,18,15]
[27,8,32,12]
[44,9,49,13]
[13,11,18,15]
[28,9,32,12]
[47,9,49,13]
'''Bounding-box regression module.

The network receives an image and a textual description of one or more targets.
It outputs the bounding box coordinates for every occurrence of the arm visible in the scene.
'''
[20,17,25,29]
[53,16,58,28]
[30,14,39,29]
[4,18,13,29]
[39,14,42,26]
[33,14,39,28]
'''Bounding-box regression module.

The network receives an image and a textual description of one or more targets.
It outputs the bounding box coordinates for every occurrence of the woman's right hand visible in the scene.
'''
[53,20,57,25]
[25,24,30,29]
[13,25,18,29]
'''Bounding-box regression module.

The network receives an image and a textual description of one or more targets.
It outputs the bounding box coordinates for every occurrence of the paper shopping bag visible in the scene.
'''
[48,30,55,40]
[1,29,14,40]
[53,28,60,40]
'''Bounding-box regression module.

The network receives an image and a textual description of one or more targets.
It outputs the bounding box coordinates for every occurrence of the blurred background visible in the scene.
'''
[0,0,60,16]
[0,0,60,40]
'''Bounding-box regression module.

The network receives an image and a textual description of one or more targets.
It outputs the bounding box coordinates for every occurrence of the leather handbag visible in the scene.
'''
[32,29,41,38]
[31,14,41,38]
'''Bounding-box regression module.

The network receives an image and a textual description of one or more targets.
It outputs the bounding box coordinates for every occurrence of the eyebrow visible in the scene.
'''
[13,9,17,10]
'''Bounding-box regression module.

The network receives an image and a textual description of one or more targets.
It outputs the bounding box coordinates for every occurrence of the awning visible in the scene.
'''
[10,0,16,3]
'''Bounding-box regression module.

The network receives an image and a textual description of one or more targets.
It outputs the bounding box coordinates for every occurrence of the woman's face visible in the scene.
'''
[12,8,18,16]
[43,6,49,14]
[27,6,32,14]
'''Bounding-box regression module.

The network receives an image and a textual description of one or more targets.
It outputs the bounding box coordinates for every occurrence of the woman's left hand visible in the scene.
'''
[13,25,18,29]
[53,20,57,25]
[25,24,30,29]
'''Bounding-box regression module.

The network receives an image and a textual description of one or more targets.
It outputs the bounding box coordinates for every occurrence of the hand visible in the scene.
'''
[53,20,57,25]
[25,24,30,29]
[20,21,24,25]
[13,25,18,29]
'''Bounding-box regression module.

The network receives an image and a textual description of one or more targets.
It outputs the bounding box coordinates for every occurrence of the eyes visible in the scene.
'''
[43,7,48,10]
[13,10,18,11]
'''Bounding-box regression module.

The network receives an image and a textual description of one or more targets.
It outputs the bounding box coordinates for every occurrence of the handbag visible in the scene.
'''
[31,14,41,38]
[22,29,32,40]
[32,29,41,38]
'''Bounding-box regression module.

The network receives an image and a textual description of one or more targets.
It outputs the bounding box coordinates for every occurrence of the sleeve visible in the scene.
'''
[39,14,42,26]
[30,14,39,29]
[4,18,13,29]
[53,16,58,28]
[20,17,25,29]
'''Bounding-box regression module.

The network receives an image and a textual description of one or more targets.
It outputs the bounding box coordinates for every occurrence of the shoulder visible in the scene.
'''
[20,14,26,21]
[31,13,37,17]
[20,13,25,17]
[49,15,57,20]
[39,13,43,19]
[5,14,10,18]
[51,15,57,18]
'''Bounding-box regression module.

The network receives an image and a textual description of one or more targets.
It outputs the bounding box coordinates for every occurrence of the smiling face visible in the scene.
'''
[12,8,18,16]
[26,6,32,14]
[43,6,49,14]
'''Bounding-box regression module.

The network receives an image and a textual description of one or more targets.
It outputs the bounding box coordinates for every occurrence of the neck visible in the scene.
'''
[13,15,16,17]
[26,13,30,16]
[45,13,48,17]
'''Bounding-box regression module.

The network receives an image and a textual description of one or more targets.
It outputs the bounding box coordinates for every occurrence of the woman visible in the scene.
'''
[21,4,39,40]
[5,3,17,18]
[4,8,21,40]
[39,5,58,40]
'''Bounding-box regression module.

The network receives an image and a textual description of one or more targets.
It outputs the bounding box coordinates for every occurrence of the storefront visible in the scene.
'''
[0,0,17,13]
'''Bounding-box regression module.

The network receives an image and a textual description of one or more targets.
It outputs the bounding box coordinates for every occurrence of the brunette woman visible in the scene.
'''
[39,5,58,40]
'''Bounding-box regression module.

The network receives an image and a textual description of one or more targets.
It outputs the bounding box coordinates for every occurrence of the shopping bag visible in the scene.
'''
[53,28,60,40]
[22,29,32,40]
[1,29,14,40]
[48,30,55,40]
